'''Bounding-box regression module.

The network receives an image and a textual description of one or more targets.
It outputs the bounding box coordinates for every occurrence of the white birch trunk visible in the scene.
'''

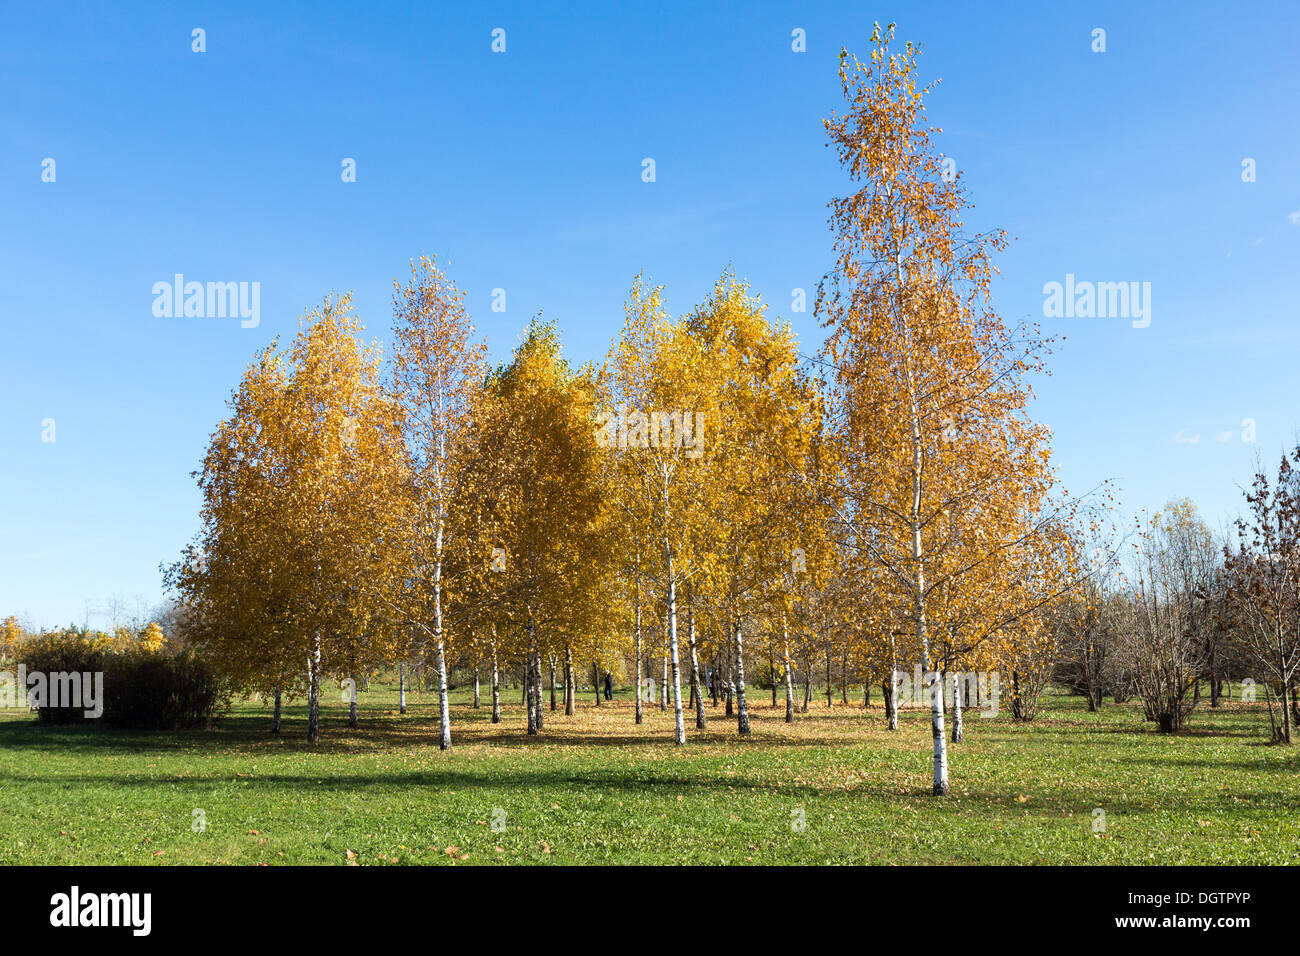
[688,605,706,730]
[725,651,734,716]
[887,636,899,731]
[307,633,321,743]
[526,624,538,734]
[533,651,544,731]
[665,545,685,745]
[490,646,501,724]
[912,429,947,792]
[952,670,964,743]
[435,640,451,749]
[432,383,451,750]
[782,626,795,724]
[634,581,644,725]
[896,227,947,793]
[733,616,750,735]
[564,645,575,716]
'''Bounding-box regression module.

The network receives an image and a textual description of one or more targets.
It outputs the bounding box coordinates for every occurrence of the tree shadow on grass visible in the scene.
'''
[0,710,883,758]
[1117,753,1300,775]
[4,764,1289,821]
[0,764,833,799]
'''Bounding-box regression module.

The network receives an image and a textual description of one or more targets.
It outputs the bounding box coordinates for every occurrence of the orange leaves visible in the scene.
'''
[458,317,618,666]
[176,293,411,703]
[817,27,1071,722]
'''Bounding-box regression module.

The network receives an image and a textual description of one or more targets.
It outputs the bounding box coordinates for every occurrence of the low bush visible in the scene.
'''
[16,631,228,729]
[14,631,104,724]
[100,649,229,730]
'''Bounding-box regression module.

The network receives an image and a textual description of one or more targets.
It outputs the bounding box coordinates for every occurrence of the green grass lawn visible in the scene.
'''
[1,683,1296,865]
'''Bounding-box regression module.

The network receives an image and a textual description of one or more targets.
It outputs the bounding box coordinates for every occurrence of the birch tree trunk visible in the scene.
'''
[782,632,795,724]
[490,647,501,724]
[725,651,734,717]
[472,667,480,708]
[951,670,964,743]
[549,657,557,711]
[307,633,321,743]
[526,623,538,735]
[902,259,948,792]
[592,663,601,706]
[926,664,948,792]
[634,589,644,725]
[272,683,282,733]
[533,651,544,731]
[688,606,706,730]
[565,645,575,716]
[432,460,452,749]
[733,616,751,735]
[660,656,668,710]
[665,547,685,745]
[887,633,899,730]
[349,670,359,728]
[435,640,451,749]
[398,664,407,715]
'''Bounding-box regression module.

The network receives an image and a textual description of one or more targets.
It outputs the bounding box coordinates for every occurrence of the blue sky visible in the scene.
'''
[3,1,1298,628]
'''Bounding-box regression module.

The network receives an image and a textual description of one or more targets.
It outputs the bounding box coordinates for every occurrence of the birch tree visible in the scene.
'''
[467,318,617,734]
[173,295,406,742]
[817,25,1063,793]
[389,256,487,750]
[600,277,715,744]
[687,274,819,736]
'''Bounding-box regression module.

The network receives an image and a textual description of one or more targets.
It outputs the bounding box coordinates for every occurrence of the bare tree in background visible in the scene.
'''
[1119,500,1216,733]
[1224,449,1300,744]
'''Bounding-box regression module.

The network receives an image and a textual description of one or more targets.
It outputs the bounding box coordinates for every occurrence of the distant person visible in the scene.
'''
[604,671,613,700]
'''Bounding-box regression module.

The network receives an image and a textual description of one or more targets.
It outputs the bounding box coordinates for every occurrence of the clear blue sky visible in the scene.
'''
[3,1,1298,629]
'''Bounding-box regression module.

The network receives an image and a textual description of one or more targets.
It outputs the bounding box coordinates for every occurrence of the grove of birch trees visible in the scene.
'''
[162,25,1299,796]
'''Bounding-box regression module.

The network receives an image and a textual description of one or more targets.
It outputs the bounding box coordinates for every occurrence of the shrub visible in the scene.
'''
[15,631,105,724]
[16,630,228,729]
[101,649,229,730]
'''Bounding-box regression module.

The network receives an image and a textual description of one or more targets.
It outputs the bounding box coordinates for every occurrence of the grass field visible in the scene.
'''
[1,684,1297,865]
